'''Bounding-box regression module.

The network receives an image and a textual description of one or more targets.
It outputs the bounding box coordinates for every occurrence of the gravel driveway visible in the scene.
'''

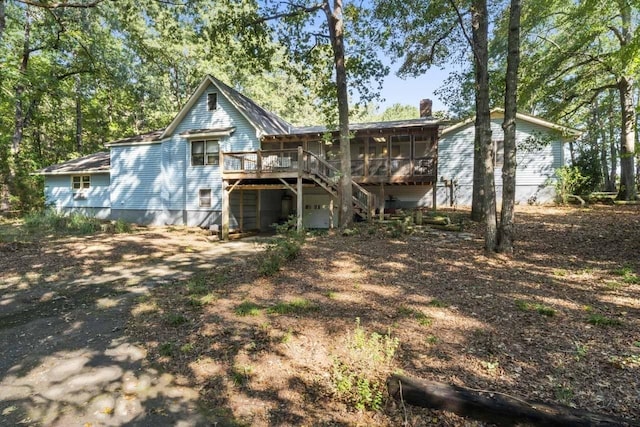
[0,229,266,426]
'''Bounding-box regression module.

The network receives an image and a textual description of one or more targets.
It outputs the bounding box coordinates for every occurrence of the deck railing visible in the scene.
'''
[223,149,299,173]
[223,149,436,180]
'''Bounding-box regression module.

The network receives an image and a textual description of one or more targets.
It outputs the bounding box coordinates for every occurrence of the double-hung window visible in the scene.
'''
[72,175,90,190]
[199,189,212,207]
[191,140,219,166]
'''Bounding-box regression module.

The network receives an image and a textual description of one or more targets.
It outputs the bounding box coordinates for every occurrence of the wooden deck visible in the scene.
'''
[221,149,437,184]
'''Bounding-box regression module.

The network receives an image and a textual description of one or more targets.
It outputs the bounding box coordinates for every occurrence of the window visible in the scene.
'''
[199,189,212,207]
[493,139,504,168]
[72,175,90,190]
[414,134,435,158]
[390,135,411,158]
[191,140,219,166]
[207,93,217,111]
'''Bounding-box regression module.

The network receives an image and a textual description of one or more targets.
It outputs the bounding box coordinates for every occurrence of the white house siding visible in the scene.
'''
[109,144,165,224]
[175,82,261,227]
[437,118,565,207]
[44,173,111,218]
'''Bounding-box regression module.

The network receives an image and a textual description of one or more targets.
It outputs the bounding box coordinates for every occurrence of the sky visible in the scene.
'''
[377,64,453,113]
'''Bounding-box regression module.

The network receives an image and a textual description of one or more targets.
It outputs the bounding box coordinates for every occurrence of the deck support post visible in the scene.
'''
[297,146,304,232]
[379,183,385,221]
[257,190,261,231]
[222,179,230,240]
[239,189,244,232]
[432,181,437,211]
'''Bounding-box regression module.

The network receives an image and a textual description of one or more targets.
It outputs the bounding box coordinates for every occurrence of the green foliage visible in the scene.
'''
[555,166,591,202]
[572,148,603,194]
[398,306,433,326]
[611,265,639,284]
[165,313,188,327]
[235,301,262,317]
[258,216,306,276]
[515,300,556,317]
[267,298,316,315]
[331,318,399,411]
[158,342,175,357]
[114,219,132,234]
[23,209,101,235]
[587,314,622,327]
[428,299,448,308]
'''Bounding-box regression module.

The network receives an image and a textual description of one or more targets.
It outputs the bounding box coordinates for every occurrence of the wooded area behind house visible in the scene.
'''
[1,0,638,214]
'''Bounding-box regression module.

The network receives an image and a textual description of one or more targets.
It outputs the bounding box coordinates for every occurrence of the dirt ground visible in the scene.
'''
[0,226,267,426]
[2,205,640,426]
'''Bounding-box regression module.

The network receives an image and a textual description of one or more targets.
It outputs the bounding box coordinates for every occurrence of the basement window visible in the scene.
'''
[199,189,212,208]
[207,93,217,111]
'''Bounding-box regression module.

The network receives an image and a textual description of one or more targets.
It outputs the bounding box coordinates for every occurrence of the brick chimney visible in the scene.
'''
[419,99,433,118]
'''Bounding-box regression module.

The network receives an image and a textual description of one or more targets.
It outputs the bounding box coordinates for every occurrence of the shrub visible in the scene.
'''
[23,209,101,235]
[114,219,132,233]
[331,318,399,411]
[257,217,306,276]
[555,166,590,203]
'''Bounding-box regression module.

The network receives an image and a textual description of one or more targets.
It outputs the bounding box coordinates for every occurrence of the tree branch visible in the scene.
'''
[448,0,478,63]
[250,2,324,25]
[608,25,624,44]
[14,0,106,9]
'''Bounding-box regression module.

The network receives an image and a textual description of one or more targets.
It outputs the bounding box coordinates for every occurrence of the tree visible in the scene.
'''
[468,0,497,250]
[517,0,639,200]
[374,0,500,222]
[496,0,521,254]
[0,0,325,211]
[254,1,388,228]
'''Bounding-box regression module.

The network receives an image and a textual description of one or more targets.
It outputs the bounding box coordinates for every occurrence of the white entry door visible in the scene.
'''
[303,195,335,229]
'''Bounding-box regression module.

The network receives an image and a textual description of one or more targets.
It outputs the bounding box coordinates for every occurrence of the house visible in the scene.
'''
[436,109,581,207]
[37,76,580,236]
[37,75,442,237]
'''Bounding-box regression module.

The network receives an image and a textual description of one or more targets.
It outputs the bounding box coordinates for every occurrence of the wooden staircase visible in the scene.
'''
[303,151,376,220]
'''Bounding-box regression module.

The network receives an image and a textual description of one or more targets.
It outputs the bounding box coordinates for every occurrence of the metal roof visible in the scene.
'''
[269,117,442,138]
[105,129,164,146]
[35,151,110,175]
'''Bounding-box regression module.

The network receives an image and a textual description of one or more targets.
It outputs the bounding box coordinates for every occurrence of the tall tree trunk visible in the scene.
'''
[0,0,5,42]
[471,0,496,251]
[617,75,637,200]
[594,98,611,191]
[325,0,353,228]
[615,1,636,200]
[75,75,83,152]
[497,0,520,255]
[471,127,485,221]
[13,8,32,157]
[608,93,618,191]
[9,6,32,203]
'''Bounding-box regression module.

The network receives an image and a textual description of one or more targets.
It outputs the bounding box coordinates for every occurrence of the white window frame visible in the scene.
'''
[199,188,212,208]
[191,140,220,166]
[71,175,91,190]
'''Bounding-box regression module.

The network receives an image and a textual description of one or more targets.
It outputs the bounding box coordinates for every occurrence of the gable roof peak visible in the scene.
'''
[161,75,292,139]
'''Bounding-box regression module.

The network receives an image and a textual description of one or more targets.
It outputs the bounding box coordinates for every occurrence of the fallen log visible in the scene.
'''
[387,374,638,426]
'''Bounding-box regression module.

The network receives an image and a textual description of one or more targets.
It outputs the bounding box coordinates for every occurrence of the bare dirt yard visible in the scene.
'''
[2,205,640,426]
